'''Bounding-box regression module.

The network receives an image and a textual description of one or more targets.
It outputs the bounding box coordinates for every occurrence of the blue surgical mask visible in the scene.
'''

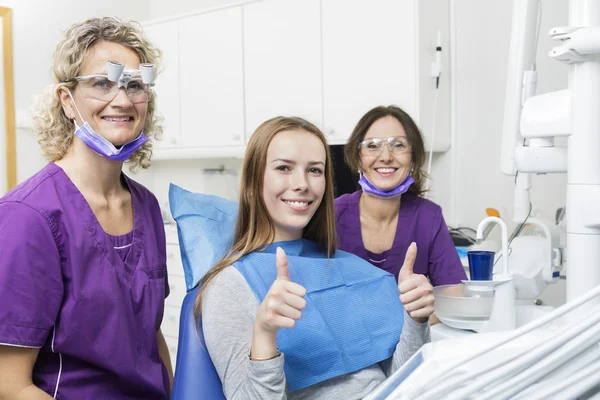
[358,173,414,199]
[73,120,147,162]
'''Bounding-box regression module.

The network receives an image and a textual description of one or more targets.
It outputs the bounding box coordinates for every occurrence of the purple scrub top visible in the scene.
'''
[335,190,466,286]
[0,163,170,399]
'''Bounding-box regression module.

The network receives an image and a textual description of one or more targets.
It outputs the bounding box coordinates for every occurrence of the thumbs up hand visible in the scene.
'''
[398,243,435,324]
[255,247,307,334]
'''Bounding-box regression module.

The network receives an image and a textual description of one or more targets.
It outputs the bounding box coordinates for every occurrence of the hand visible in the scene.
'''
[398,242,435,324]
[255,247,307,334]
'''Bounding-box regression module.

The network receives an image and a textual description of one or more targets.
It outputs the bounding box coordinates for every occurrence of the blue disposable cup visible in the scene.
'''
[467,251,495,281]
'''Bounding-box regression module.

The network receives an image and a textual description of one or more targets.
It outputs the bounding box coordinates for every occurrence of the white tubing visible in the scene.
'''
[440,306,600,400]
[406,283,600,400]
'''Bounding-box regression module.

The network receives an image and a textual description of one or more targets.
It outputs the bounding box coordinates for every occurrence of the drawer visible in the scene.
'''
[164,334,179,369]
[166,244,184,275]
[166,272,187,308]
[161,304,181,338]
[164,224,179,245]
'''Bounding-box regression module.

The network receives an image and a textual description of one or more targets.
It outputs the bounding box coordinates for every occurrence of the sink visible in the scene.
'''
[515,304,554,327]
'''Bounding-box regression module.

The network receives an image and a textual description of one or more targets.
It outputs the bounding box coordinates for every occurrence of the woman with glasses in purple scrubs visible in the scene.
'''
[335,106,467,310]
[0,17,171,399]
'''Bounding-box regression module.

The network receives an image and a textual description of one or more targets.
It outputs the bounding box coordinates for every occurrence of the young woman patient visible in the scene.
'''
[197,116,435,399]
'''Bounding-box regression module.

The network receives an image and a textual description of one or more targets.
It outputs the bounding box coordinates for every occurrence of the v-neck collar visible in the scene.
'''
[354,190,416,257]
[51,162,143,282]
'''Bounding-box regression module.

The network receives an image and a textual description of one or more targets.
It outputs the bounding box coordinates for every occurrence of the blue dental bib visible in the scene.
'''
[233,239,404,391]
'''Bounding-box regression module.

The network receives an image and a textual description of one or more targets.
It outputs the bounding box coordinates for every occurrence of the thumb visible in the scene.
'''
[276,247,291,281]
[399,242,417,282]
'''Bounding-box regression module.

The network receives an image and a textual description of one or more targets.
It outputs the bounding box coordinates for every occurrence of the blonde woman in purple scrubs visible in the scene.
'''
[0,18,172,398]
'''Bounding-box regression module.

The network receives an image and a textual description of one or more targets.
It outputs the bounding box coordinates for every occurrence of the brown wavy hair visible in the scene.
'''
[344,105,428,196]
[195,116,337,319]
[31,17,162,170]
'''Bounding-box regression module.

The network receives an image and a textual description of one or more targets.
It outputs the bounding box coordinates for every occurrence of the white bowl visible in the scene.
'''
[434,284,494,320]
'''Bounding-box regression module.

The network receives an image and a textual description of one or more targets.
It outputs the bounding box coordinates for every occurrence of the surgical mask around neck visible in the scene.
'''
[358,173,414,199]
[73,119,147,162]
[66,88,147,162]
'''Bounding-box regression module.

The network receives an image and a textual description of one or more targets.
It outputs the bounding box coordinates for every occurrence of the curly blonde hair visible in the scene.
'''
[31,17,163,170]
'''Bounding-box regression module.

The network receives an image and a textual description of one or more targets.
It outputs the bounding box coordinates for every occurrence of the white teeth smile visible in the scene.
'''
[376,168,396,173]
[103,117,131,122]
[284,200,310,207]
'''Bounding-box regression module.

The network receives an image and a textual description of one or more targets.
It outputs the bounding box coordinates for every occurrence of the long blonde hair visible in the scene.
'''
[194,116,337,319]
[31,17,162,170]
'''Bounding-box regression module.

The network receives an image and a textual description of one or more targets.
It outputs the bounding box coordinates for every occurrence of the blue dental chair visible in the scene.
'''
[170,287,226,400]
[168,184,238,399]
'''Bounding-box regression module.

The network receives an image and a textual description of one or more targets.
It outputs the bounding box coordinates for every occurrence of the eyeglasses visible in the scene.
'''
[63,75,152,104]
[358,136,412,157]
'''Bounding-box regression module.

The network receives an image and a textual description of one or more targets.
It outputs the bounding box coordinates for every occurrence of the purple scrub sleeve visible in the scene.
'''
[0,163,169,399]
[335,191,466,286]
[0,202,63,347]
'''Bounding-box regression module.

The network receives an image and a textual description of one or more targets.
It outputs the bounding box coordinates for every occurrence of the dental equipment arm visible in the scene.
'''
[501,0,600,301]
[500,0,540,177]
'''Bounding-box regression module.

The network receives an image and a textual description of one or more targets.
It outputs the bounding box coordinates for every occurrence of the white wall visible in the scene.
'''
[0,0,151,184]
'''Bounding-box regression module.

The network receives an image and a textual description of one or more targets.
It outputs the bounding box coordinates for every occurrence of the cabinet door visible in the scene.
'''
[243,0,322,137]
[322,0,417,144]
[179,8,245,148]
[143,21,181,148]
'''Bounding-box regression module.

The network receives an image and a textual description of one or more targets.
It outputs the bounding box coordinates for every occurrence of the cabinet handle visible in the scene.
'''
[232,134,241,141]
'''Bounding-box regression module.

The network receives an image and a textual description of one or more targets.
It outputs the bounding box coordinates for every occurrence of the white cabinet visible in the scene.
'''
[143,21,181,149]
[144,0,451,159]
[179,8,245,148]
[161,224,186,369]
[321,0,450,150]
[242,0,323,137]
[321,0,417,143]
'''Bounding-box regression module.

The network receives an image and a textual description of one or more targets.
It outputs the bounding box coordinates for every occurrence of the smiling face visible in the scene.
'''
[61,40,147,147]
[262,129,327,242]
[359,116,413,191]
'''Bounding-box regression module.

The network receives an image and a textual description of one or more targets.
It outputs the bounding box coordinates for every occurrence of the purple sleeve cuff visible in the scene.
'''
[0,323,51,348]
[431,271,467,287]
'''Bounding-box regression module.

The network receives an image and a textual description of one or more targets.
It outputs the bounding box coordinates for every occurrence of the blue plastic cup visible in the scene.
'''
[467,251,495,281]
